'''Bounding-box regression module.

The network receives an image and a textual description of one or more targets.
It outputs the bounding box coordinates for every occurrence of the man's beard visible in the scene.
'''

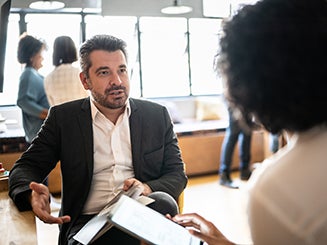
[91,85,128,109]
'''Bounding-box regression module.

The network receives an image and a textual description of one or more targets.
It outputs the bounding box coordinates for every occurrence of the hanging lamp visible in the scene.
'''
[29,0,65,10]
[161,0,193,15]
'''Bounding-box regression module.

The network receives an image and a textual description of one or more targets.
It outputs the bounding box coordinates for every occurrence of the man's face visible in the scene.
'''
[81,50,130,109]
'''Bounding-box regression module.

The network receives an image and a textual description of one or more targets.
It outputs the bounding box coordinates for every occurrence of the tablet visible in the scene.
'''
[108,195,202,245]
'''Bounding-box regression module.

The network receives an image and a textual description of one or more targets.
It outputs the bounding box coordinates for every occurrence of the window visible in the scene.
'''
[26,14,81,76]
[0,13,20,105]
[0,13,81,106]
[189,18,223,95]
[139,17,190,97]
[0,11,225,106]
[85,15,141,98]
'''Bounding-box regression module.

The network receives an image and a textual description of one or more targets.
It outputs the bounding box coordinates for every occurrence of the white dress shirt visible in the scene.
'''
[83,99,134,214]
[247,126,327,245]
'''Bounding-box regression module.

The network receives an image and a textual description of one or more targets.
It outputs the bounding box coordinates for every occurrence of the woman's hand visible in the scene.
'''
[172,213,235,245]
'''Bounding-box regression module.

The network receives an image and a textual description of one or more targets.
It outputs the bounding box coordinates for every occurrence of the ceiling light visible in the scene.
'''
[161,0,193,15]
[29,0,65,10]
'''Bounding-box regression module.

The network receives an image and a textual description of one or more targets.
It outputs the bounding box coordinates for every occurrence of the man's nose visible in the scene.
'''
[110,73,123,85]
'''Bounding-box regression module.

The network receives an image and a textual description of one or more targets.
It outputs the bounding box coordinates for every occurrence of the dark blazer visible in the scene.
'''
[9,97,187,245]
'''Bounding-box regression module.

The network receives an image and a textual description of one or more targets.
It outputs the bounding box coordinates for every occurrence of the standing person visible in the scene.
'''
[16,33,49,144]
[44,36,88,106]
[173,0,327,244]
[219,106,252,189]
[9,34,187,245]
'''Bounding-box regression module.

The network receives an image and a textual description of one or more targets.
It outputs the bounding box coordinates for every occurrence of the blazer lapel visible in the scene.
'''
[78,98,94,179]
[129,98,142,177]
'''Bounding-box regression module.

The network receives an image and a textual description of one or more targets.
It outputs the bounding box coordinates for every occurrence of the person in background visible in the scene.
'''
[44,36,88,106]
[9,34,187,245]
[16,33,49,144]
[172,0,327,244]
[219,106,252,189]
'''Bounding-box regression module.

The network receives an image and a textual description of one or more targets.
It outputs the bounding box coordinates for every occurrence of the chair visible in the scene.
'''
[177,190,184,213]
[177,163,186,213]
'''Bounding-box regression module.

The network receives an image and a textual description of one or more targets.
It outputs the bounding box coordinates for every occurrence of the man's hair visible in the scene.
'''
[52,36,77,66]
[218,0,327,134]
[17,33,46,66]
[79,34,128,78]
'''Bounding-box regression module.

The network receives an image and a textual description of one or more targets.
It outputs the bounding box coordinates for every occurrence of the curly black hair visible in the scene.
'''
[218,0,327,134]
[17,33,46,67]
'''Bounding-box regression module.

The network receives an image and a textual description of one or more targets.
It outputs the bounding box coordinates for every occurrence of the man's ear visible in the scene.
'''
[80,72,90,90]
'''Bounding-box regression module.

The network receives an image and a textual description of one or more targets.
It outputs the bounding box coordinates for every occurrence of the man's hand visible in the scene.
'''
[29,182,71,224]
[123,178,152,196]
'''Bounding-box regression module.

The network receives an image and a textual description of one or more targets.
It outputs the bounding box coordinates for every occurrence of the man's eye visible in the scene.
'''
[119,68,127,74]
[98,70,109,76]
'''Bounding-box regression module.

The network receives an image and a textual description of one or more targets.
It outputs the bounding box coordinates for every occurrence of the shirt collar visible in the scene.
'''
[90,98,131,121]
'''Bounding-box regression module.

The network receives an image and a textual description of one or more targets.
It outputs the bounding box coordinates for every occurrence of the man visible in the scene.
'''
[9,34,187,244]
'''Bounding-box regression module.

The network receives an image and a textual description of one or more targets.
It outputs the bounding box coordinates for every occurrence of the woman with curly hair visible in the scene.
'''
[173,0,327,244]
[17,33,49,144]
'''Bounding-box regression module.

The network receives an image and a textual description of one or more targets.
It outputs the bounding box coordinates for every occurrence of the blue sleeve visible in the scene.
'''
[17,69,49,117]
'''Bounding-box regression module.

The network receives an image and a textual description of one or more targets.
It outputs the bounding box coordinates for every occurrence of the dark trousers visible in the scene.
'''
[220,108,252,174]
[67,216,140,245]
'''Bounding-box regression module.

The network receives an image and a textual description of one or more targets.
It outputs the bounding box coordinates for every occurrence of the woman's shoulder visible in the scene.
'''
[20,67,42,82]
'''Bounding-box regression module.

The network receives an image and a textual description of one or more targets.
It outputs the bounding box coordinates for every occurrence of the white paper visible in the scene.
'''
[108,195,202,245]
[73,185,154,244]
[73,214,109,244]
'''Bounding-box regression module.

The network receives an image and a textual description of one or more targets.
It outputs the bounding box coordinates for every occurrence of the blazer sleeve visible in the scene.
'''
[8,107,59,211]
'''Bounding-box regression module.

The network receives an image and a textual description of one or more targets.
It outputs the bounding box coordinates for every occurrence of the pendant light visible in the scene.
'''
[29,0,65,10]
[161,0,193,15]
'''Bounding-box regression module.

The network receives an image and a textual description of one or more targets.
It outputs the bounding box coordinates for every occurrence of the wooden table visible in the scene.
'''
[0,175,9,192]
[0,191,37,244]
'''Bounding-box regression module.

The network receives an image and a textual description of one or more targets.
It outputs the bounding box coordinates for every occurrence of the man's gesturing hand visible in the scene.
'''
[29,182,71,224]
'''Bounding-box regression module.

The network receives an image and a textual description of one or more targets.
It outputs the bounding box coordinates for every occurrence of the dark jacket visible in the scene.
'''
[9,97,187,244]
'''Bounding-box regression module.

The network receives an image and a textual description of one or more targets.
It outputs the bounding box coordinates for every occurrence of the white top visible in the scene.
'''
[44,63,88,106]
[247,125,327,245]
[82,99,134,214]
